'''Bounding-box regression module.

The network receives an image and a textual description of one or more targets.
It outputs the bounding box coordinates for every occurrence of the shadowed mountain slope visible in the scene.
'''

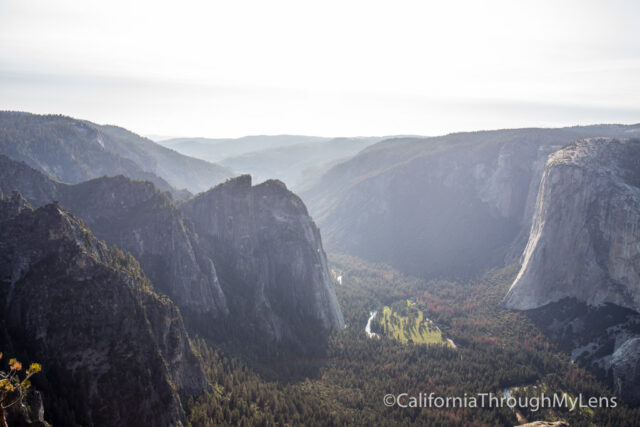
[0,111,232,195]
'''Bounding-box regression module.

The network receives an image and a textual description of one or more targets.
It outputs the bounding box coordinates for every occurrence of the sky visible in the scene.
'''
[1,0,639,138]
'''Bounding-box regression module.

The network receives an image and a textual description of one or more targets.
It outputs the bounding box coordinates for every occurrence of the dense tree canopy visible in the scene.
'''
[184,255,640,426]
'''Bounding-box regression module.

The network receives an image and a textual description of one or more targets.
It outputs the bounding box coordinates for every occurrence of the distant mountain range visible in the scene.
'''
[158,135,331,162]
[0,112,232,195]
[0,113,344,425]
[158,135,388,190]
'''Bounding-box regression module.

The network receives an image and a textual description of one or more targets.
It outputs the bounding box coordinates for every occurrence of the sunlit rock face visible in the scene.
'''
[181,175,344,353]
[504,138,640,311]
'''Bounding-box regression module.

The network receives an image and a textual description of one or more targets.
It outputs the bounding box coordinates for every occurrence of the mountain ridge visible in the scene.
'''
[0,111,232,195]
[0,155,344,357]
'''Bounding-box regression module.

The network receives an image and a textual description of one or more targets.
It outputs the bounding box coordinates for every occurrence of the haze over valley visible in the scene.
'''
[0,112,639,425]
[1,1,640,426]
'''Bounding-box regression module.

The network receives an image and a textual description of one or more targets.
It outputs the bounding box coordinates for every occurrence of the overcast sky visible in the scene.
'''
[1,0,639,138]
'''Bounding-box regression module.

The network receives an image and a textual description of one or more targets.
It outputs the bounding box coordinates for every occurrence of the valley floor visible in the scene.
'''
[186,254,640,426]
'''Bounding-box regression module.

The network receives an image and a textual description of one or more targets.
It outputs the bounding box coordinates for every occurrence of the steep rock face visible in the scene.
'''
[503,138,640,311]
[181,175,344,352]
[0,111,231,195]
[303,125,640,278]
[0,157,228,321]
[56,176,228,320]
[0,156,342,355]
[0,196,208,426]
[612,337,640,406]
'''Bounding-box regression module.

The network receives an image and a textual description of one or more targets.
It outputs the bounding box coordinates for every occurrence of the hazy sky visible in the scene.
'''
[1,0,639,138]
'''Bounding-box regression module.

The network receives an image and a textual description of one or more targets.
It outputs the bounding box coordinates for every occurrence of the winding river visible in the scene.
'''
[365,311,380,339]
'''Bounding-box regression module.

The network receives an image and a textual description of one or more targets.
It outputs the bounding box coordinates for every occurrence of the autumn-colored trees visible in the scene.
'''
[182,255,640,425]
[0,353,41,427]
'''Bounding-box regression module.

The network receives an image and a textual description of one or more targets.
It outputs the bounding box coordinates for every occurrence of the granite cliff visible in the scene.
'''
[181,175,345,353]
[502,138,640,406]
[503,138,640,311]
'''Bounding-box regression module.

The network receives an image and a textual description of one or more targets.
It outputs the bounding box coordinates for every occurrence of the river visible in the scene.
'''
[365,311,380,339]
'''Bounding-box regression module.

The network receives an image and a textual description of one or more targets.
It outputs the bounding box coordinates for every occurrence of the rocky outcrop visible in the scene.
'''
[503,138,640,311]
[0,195,208,426]
[5,388,49,427]
[181,175,344,353]
[612,337,640,406]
